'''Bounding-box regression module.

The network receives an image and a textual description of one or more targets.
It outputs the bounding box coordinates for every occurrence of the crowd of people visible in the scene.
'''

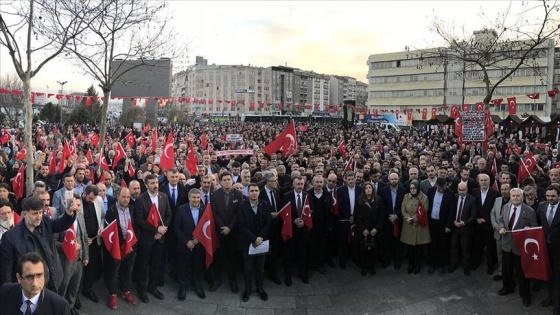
[0,119,558,315]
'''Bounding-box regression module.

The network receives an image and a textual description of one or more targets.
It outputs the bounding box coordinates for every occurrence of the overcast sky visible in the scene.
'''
[0,1,548,95]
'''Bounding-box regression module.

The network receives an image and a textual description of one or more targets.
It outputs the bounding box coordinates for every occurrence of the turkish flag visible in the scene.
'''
[125,132,135,148]
[146,203,161,228]
[337,139,347,159]
[547,88,559,98]
[185,141,198,175]
[373,109,378,117]
[263,120,298,157]
[101,221,121,260]
[421,108,427,120]
[476,102,484,111]
[90,133,99,148]
[85,149,93,165]
[416,202,428,227]
[485,109,494,137]
[14,147,26,161]
[12,164,24,199]
[143,123,151,135]
[62,224,77,262]
[331,188,339,215]
[85,97,91,107]
[511,227,551,281]
[68,138,77,156]
[454,114,463,148]
[345,157,355,172]
[526,93,540,99]
[121,220,137,257]
[507,97,517,115]
[193,203,220,268]
[279,203,293,241]
[301,195,313,229]
[0,129,10,144]
[113,142,126,168]
[462,104,469,112]
[98,149,109,172]
[450,105,458,119]
[431,107,437,119]
[127,162,135,177]
[524,152,538,173]
[200,133,207,150]
[518,158,530,184]
[151,128,158,152]
[159,130,175,171]
[48,151,57,174]
[13,212,20,225]
[491,98,503,107]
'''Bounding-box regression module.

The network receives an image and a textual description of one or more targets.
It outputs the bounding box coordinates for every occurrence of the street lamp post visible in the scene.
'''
[57,80,67,125]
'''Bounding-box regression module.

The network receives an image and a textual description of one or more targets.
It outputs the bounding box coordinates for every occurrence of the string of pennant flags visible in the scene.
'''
[1,87,558,116]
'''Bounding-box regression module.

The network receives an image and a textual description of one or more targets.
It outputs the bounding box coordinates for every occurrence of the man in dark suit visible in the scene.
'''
[471,173,500,274]
[103,187,138,310]
[132,174,172,303]
[336,171,362,269]
[159,168,189,279]
[281,175,313,285]
[450,167,477,194]
[307,175,333,275]
[0,252,70,315]
[174,188,206,300]
[378,172,405,269]
[427,178,454,274]
[238,183,271,302]
[258,170,282,285]
[369,168,386,194]
[209,171,243,293]
[496,187,538,307]
[537,184,560,312]
[447,182,477,275]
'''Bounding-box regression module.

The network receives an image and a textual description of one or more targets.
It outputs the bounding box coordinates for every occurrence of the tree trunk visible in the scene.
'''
[23,74,34,195]
[98,89,111,152]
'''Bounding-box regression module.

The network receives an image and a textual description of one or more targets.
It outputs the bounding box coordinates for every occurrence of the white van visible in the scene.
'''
[379,123,401,132]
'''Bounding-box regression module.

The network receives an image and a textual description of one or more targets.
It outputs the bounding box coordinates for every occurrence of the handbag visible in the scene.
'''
[360,235,376,252]
[347,224,356,245]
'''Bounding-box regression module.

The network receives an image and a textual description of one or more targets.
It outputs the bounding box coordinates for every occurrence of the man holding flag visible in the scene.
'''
[174,188,208,300]
[496,187,538,307]
[133,174,172,303]
[103,187,138,310]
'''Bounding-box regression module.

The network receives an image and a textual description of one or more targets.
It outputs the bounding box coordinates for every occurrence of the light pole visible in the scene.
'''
[57,80,67,125]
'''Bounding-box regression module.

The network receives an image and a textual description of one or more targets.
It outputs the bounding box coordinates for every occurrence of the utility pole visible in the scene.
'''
[56,81,67,125]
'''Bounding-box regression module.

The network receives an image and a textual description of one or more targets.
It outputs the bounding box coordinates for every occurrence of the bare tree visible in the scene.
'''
[0,0,100,194]
[410,0,560,112]
[64,0,185,149]
[0,73,24,125]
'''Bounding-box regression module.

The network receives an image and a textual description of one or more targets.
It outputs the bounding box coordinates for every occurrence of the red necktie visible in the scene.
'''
[45,207,51,217]
[508,207,517,230]
[456,197,464,222]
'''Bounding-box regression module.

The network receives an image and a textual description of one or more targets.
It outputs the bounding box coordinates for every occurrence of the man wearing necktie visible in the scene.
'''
[0,253,70,315]
[497,187,537,307]
[258,171,282,285]
[447,182,477,276]
[536,184,560,312]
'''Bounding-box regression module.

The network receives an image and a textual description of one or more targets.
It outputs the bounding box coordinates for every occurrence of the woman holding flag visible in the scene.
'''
[400,180,430,275]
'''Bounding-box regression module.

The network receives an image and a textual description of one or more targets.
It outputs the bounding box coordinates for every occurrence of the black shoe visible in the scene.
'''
[414,266,421,274]
[256,288,268,301]
[523,297,531,307]
[464,268,470,276]
[326,259,335,268]
[209,281,221,292]
[138,290,149,303]
[439,267,446,275]
[148,287,164,300]
[381,261,390,269]
[230,282,239,294]
[317,266,328,275]
[493,274,503,281]
[407,265,414,274]
[242,290,250,302]
[74,296,82,310]
[83,291,99,303]
[447,266,456,273]
[300,275,309,284]
[541,298,551,307]
[194,287,206,299]
[269,275,282,285]
[471,263,479,271]
[498,288,514,296]
[178,288,186,301]
[285,277,292,287]
[361,269,367,276]
[427,267,434,275]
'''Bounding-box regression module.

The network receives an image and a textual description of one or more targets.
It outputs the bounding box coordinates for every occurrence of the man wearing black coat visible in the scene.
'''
[0,253,70,315]
[307,175,333,275]
[427,178,455,274]
[258,170,282,285]
[378,172,405,269]
[447,182,477,275]
[237,184,271,302]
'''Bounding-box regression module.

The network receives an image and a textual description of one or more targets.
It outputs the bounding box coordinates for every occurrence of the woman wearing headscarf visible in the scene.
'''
[400,180,431,274]
[354,182,384,276]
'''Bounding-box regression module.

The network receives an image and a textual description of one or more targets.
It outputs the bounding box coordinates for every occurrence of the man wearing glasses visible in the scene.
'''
[0,252,70,314]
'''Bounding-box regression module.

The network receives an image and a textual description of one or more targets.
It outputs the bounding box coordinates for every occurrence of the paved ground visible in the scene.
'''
[77,263,552,315]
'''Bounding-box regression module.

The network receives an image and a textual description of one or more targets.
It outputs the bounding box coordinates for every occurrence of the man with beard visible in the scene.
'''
[80,185,104,304]
[0,200,15,242]
[128,180,142,207]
